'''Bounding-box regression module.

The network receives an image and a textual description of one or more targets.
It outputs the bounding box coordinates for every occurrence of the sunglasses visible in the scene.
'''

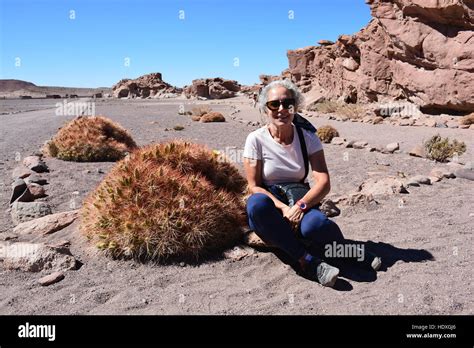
[266,98,296,111]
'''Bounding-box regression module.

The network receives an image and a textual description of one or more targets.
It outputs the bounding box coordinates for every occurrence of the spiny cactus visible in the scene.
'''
[200,112,225,123]
[44,116,137,162]
[317,125,340,143]
[423,134,466,162]
[81,142,246,262]
[137,140,247,194]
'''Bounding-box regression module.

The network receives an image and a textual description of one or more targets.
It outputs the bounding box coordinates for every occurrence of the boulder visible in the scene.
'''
[0,242,78,272]
[10,201,52,224]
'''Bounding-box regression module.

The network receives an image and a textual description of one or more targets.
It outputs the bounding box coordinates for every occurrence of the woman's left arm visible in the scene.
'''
[301,149,331,208]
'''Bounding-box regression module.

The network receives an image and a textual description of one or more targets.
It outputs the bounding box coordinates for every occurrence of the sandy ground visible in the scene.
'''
[0,96,472,314]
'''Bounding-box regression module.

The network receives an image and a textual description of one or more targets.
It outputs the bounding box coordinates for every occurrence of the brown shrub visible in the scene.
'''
[200,112,225,123]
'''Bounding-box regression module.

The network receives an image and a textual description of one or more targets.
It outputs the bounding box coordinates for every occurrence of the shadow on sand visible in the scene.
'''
[260,239,434,292]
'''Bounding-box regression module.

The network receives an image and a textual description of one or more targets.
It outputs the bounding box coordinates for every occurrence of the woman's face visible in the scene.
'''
[266,86,295,127]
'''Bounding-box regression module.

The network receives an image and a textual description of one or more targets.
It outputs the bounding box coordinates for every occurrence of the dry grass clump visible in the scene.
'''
[317,125,340,143]
[200,112,225,123]
[459,113,474,125]
[44,116,137,162]
[191,106,211,117]
[423,134,466,162]
[80,141,247,262]
[308,100,365,119]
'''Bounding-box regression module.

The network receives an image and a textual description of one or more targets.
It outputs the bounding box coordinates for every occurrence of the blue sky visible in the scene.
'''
[0,0,371,88]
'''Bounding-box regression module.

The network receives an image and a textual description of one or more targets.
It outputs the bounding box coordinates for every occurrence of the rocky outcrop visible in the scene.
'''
[112,73,182,99]
[184,78,241,99]
[287,0,474,114]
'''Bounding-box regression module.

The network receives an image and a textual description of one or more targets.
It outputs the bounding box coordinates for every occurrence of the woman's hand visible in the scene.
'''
[282,205,304,233]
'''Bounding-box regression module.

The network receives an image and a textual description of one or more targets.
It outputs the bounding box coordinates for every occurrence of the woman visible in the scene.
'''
[243,80,380,288]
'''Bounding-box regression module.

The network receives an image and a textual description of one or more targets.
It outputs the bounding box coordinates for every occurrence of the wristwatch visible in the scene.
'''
[296,200,309,212]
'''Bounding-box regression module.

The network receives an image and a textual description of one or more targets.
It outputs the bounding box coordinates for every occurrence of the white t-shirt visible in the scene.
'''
[243,124,324,186]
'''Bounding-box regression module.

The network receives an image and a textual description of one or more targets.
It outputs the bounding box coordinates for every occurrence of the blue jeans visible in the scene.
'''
[247,193,344,262]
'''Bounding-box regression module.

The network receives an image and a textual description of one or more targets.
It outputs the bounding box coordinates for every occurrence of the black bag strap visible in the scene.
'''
[295,125,309,183]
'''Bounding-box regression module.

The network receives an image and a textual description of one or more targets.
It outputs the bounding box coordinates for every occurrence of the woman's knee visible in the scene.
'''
[246,193,275,216]
[300,209,345,242]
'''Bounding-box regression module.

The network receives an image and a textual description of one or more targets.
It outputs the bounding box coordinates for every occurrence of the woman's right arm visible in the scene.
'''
[243,158,289,212]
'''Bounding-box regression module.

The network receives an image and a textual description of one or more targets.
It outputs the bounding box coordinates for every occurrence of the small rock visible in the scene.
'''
[10,201,52,224]
[428,176,441,184]
[24,174,48,185]
[372,116,384,125]
[454,168,474,181]
[353,141,368,149]
[358,177,408,196]
[9,179,28,204]
[429,168,455,179]
[223,245,255,261]
[344,140,355,148]
[27,183,46,199]
[446,121,458,129]
[38,271,65,286]
[12,165,34,180]
[424,119,437,127]
[319,199,340,217]
[386,142,399,153]
[97,168,105,174]
[331,137,346,145]
[408,175,432,185]
[13,210,79,236]
[23,156,48,173]
[244,231,270,248]
[375,160,391,166]
[409,145,426,158]
[179,262,185,267]
[435,122,447,128]
[459,124,470,129]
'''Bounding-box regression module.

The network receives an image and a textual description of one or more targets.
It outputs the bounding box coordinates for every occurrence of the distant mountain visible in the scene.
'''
[0,79,112,98]
[0,79,37,92]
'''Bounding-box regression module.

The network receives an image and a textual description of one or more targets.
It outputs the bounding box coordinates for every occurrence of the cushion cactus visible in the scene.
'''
[81,141,247,262]
[316,125,340,143]
[44,116,137,162]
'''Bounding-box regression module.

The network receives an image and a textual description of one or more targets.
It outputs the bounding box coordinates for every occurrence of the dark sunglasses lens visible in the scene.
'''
[267,101,280,110]
[282,99,295,109]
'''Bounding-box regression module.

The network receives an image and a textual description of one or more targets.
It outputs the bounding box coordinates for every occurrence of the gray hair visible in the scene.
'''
[258,79,305,114]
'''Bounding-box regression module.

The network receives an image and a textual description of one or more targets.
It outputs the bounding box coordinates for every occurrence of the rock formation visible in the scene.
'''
[184,78,241,99]
[112,73,182,98]
[286,0,474,114]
